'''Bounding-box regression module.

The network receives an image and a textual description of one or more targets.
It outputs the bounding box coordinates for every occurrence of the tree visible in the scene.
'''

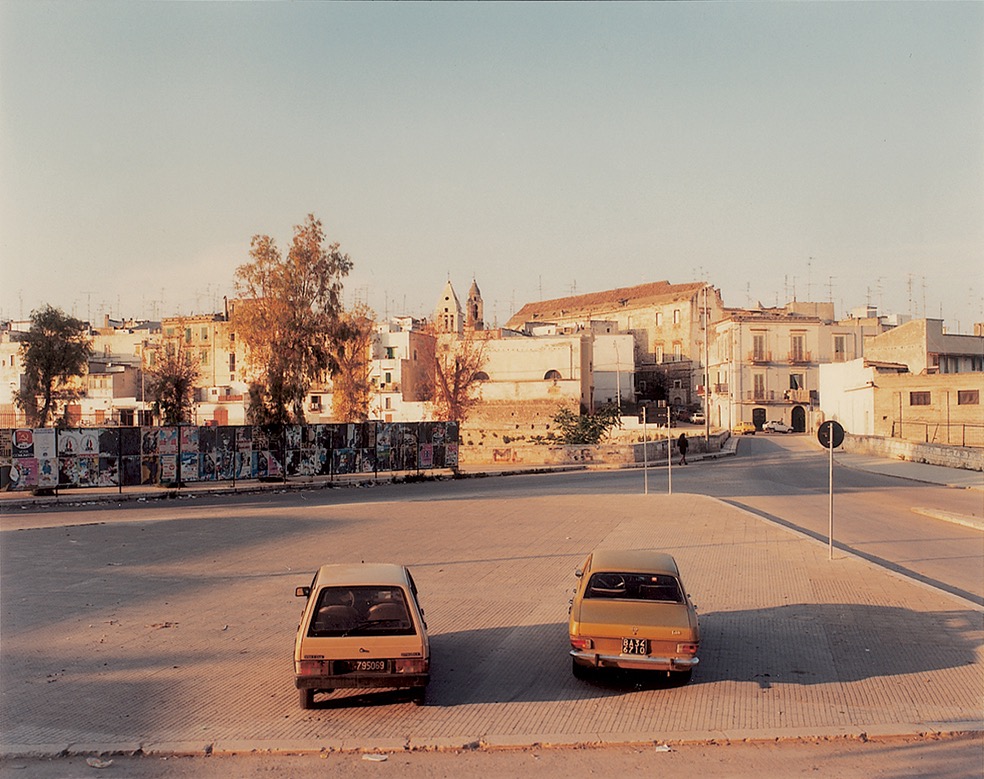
[14,305,92,427]
[145,343,201,426]
[553,402,622,444]
[234,214,352,425]
[430,330,489,422]
[329,304,375,422]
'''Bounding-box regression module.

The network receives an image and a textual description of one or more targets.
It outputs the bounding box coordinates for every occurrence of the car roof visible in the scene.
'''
[313,563,410,588]
[589,549,680,576]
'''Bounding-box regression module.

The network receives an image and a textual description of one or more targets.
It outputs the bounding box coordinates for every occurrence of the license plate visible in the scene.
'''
[621,637,649,655]
[341,660,387,673]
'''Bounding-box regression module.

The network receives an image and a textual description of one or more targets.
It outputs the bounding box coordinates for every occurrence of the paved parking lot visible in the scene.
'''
[1,492,982,756]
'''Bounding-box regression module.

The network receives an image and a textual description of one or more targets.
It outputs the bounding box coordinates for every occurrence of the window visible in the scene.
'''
[384,397,391,409]
[200,349,209,366]
[185,327,192,344]
[655,344,664,363]
[790,334,805,362]
[584,572,682,603]
[385,346,396,359]
[384,372,392,384]
[752,334,766,361]
[544,370,561,380]
[673,309,681,324]
[753,374,766,399]
[909,391,931,406]
[310,395,321,411]
[201,327,209,340]
[673,342,682,360]
[958,390,979,405]
[655,312,663,326]
[833,335,847,362]
[228,353,236,371]
[673,379,682,389]
[790,374,804,390]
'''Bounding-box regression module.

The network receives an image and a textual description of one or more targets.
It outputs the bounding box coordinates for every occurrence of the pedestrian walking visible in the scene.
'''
[677,432,689,465]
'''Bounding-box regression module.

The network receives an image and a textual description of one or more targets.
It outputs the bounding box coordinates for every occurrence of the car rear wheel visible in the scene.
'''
[670,668,693,685]
[572,658,591,680]
[299,688,314,709]
[412,686,427,706]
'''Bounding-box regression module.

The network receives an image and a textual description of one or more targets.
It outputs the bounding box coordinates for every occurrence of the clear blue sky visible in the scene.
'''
[2,2,981,331]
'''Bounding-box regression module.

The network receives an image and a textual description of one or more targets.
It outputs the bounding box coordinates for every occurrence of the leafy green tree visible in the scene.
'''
[14,305,92,427]
[234,214,352,424]
[552,402,622,444]
[145,343,201,425]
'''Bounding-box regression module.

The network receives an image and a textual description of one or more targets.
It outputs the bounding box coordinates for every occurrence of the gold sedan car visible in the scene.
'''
[569,549,699,683]
[293,563,430,708]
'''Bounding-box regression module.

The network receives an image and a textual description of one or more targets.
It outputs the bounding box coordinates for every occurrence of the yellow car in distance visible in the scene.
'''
[732,421,756,435]
[569,549,699,683]
[293,563,430,708]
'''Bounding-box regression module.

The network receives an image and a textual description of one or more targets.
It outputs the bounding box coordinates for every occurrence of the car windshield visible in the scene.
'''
[584,572,682,602]
[308,586,415,637]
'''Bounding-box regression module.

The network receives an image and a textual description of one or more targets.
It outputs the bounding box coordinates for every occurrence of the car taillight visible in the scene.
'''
[296,660,324,676]
[570,637,593,651]
[676,643,698,655]
[394,658,428,674]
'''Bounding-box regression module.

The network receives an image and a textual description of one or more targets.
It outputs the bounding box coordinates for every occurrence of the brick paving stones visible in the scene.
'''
[1,492,981,756]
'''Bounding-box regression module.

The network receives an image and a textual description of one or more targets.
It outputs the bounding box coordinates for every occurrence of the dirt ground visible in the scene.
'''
[2,734,982,779]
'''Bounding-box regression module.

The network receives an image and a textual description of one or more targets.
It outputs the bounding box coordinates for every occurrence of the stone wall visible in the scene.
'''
[843,433,984,472]
[458,430,729,467]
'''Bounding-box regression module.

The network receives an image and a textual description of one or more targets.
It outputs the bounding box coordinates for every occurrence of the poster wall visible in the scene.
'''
[0,422,459,491]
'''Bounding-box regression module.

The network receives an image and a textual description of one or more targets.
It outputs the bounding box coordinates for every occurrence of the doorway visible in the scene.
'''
[791,405,806,432]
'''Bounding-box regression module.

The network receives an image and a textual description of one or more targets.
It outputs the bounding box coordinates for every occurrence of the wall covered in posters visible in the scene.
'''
[0,422,459,491]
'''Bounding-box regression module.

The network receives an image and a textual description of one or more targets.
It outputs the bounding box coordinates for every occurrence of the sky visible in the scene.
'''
[1,2,982,332]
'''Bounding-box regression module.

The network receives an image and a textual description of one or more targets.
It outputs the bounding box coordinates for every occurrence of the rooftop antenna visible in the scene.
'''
[807,257,813,300]
[827,276,835,304]
[907,273,914,318]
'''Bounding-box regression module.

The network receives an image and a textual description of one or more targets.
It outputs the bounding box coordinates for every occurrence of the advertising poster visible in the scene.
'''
[236,425,252,454]
[37,458,58,488]
[9,458,37,489]
[59,457,79,487]
[76,456,98,486]
[159,428,179,455]
[58,429,80,456]
[97,456,119,487]
[141,456,160,485]
[0,428,13,460]
[79,430,99,455]
[98,429,119,456]
[160,455,178,483]
[376,446,392,472]
[180,426,199,453]
[140,428,159,455]
[180,452,199,482]
[419,444,433,469]
[446,443,459,468]
[34,428,56,459]
[12,429,34,458]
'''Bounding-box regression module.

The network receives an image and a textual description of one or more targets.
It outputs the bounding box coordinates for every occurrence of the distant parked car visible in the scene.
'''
[763,420,793,434]
[689,412,705,424]
[732,421,756,435]
[569,549,700,684]
[293,563,430,708]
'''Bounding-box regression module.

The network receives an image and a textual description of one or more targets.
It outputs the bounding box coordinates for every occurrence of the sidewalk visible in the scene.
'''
[834,451,984,492]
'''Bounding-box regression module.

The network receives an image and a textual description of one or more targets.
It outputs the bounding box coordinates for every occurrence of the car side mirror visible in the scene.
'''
[575,568,583,578]
[295,586,310,598]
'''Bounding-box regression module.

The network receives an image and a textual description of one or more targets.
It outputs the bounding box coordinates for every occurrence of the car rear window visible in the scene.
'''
[584,572,682,602]
[308,586,415,637]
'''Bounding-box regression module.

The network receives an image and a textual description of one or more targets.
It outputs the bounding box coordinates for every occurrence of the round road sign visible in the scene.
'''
[817,420,845,449]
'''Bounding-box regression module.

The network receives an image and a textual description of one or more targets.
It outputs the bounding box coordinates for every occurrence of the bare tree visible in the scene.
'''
[145,342,201,426]
[234,214,352,424]
[430,330,489,422]
[329,304,375,422]
[14,305,92,427]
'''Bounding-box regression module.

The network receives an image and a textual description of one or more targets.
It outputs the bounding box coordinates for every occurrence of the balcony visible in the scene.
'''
[787,351,812,365]
[747,351,772,364]
[713,383,729,394]
[740,389,813,405]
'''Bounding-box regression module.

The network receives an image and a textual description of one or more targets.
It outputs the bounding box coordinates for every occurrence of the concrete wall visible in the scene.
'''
[843,433,984,472]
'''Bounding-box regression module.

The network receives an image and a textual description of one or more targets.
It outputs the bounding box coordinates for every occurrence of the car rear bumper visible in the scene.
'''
[570,649,699,671]
[295,673,428,690]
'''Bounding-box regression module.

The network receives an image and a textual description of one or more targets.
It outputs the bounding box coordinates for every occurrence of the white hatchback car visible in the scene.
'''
[763,420,793,434]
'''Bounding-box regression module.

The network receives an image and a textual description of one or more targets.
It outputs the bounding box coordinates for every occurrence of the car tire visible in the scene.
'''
[572,658,591,680]
[299,688,315,709]
[412,686,427,706]
[670,668,693,685]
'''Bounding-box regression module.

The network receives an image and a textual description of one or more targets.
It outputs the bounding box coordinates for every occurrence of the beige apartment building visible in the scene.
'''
[705,302,888,432]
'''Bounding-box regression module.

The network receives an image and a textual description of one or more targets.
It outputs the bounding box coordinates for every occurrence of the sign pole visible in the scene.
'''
[642,406,649,495]
[666,405,672,496]
[828,433,834,560]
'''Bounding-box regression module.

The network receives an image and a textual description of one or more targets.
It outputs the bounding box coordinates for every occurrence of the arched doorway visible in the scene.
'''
[791,405,806,432]
[752,408,767,430]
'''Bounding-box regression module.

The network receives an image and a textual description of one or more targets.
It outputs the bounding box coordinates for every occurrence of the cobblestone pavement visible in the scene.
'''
[1,492,982,757]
